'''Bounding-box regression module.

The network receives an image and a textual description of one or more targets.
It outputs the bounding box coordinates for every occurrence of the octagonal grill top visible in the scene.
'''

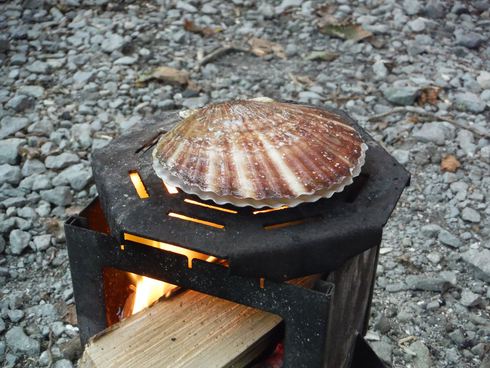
[92,108,410,280]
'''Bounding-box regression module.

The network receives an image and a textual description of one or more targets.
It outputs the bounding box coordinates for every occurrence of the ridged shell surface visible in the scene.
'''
[153,100,367,208]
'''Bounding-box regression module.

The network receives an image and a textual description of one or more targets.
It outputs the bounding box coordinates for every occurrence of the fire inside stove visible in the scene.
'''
[104,173,295,325]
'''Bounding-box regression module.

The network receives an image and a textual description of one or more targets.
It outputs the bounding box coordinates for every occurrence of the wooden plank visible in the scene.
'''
[324,245,380,368]
[79,276,318,368]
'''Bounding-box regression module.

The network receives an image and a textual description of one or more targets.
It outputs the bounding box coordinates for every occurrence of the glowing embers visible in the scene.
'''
[123,233,228,269]
[263,216,322,231]
[253,206,288,215]
[168,212,225,229]
[184,199,238,214]
[129,171,149,199]
[163,181,179,194]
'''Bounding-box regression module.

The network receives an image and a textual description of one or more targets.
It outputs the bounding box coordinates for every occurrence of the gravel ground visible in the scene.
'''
[0,0,489,367]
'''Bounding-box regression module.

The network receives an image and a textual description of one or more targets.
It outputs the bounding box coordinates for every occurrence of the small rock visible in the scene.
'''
[375,315,391,334]
[176,1,197,12]
[0,116,30,139]
[18,85,45,98]
[6,95,35,112]
[421,224,442,237]
[0,138,24,164]
[26,60,49,74]
[448,329,465,347]
[454,92,486,113]
[181,96,209,109]
[383,86,419,106]
[33,234,52,251]
[72,71,94,85]
[460,289,481,307]
[45,152,80,170]
[101,33,124,53]
[7,309,24,322]
[457,130,476,156]
[369,341,392,366]
[413,123,446,145]
[423,0,445,18]
[461,249,490,282]
[9,229,31,255]
[454,30,484,49]
[461,207,481,223]
[438,229,462,248]
[408,18,426,32]
[392,149,410,164]
[477,71,490,90]
[54,359,74,368]
[409,340,432,368]
[114,56,137,65]
[403,0,421,15]
[373,60,388,80]
[40,186,73,206]
[275,0,302,14]
[5,326,40,356]
[21,159,46,176]
[52,164,92,190]
[0,164,22,185]
[406,275,451,292]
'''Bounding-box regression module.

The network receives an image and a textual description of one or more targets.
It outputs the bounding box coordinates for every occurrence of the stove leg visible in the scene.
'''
[282,280,333,368]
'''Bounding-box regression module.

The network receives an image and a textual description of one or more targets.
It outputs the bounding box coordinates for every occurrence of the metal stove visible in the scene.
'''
[65,108,409,368]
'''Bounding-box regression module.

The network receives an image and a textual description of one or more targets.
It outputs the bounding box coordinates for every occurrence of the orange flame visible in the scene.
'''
[123,233,227,316]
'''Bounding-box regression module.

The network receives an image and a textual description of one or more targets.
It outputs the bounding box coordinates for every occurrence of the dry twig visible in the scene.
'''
[195,44,249,71]
[47,330,54,368]
[367,106,490,139]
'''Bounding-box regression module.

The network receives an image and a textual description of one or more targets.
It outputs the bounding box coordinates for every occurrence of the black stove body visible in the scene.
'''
[65,109,409,368]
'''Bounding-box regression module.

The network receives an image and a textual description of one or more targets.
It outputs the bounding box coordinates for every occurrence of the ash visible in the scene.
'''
[0,1,488,367]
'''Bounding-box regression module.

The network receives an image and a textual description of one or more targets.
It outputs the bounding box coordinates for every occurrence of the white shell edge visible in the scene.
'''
[152,143,368,209]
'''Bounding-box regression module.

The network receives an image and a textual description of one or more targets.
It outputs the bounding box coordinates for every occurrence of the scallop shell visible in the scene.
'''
[153,99,367,208]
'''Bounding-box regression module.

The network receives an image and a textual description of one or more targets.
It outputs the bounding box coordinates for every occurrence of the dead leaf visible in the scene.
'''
[417,86,441,106]
[183,19,217,37]
[289,73,315,87]
[248,37,286,60]
[319,23,372,42]
[305,50,339,62]
[63,304,78,325]
[440,155,461,173]
[137,66,189,86]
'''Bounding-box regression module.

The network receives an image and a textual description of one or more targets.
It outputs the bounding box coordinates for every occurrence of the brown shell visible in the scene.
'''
[152,99,367,208]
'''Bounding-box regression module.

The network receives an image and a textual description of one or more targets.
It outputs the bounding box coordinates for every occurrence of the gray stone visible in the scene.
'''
[182,96,209,109]
[101,33,124,53]
[0,236,5,253]
[5,326,40,356]
[52,164,92,190]
[25,303,58,321]
[40,186,73,206]
[7,309,24,322]
[461,207,481,223]
[403,0,421,15]
[408,18,426,32]
[176,1,197,12]
[54,359,74,368]
[6,95,35,112]
[276,0,302,14]
[438,229,462,248]
[0,36,9,53]
[409,340,432,368]
[11,53,27,65]
[421,224,442,237]
[423,0,445,18]
[460,289,481,307]
[405,275,451,292]
[373,61,388,80]
[45,152,80,169]
[477,71,490,90]
[454,92,486,113]
[392,149,410,164]
[0,317,5,332]
[0,116,30,139]
[457,130,476,156]
[369,341,392,366]
[448,329,465,347]
[0,138,24,164]
[413,123,446,145]
[461,249,490,282]
[114,56,137,65]
[383,86,419,105]
[21,159,46,176]
[33,234,52,251]
[18,85,45,98]
[0,164,22,185]
[26,60,49,74]
[72,71,94,85]
[9,229,31,255]
[455,30,485,49]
